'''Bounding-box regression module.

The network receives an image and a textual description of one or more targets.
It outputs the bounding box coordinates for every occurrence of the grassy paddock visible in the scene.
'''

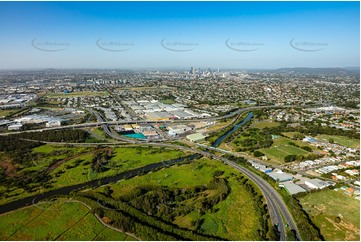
[250,120,280,129]
[300,190,360,241]
[317,134,359,149]
[50,146,186,188]
[282,131,304,139]
[0,198,128,240]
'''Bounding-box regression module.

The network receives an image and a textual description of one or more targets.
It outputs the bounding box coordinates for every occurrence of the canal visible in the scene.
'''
[211,111,253,148]
[0,154,201,215]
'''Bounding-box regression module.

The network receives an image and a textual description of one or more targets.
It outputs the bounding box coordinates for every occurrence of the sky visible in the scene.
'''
[0,1,359,70]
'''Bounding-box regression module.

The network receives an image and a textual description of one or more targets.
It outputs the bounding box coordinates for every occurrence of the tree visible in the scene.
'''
[254,150,265,157]
[301,146,312,152]
[334,216,341,223]
[284,155,297,163]
[104,186,113,196]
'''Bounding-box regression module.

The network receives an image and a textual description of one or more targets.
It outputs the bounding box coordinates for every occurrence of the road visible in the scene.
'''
[0,105,302,240]
[18,139,300,239]
[89,108,301,240]
[0,104,293,136]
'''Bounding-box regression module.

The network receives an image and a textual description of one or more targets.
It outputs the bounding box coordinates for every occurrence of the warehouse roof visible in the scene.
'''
[268,172,294,182]
[186,133,206,142]
[280,181,307,195]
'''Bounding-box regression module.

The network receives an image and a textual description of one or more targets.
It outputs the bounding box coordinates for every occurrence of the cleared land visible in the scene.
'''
[258,137,315,164]
[207,119,233,132]
[0,198,131,240]
[317,134,359,149]
[300,190,360,241]
[94,157,267,240]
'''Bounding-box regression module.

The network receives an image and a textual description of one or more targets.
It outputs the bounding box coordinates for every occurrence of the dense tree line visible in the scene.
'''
[0,135,42,152]
[280,190,324,241]
[119,176,230,223]
[13,129,89,143]
[74,194,222,241]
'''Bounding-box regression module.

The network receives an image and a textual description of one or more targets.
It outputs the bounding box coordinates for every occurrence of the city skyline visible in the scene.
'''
[0,1,359,69]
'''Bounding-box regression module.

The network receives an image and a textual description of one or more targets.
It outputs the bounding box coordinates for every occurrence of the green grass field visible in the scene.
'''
[24,145,90,172]
[96,158,265,240]
[0,145,185,206]
[50,147,186,189]
[258,137,314,164]
[0,198,130,240]
[90,127,108,139]
[32,144,86,154]
[45,91,109,98]
[317,134,359,149]
[282,132,304,139]
[300,190,360,241]
[160,99,176,104]
[250,120,280,129]
[0,109,21,118]
[0,145,95,206]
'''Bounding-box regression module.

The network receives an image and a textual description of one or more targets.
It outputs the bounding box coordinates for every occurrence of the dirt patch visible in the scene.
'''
[102,217,112,223]
[341,221,360,240]
[314,204,326,212]
[324,216,360,240]
[0,160,17,177]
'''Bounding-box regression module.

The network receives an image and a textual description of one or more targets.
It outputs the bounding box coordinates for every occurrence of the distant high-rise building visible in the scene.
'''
[190,67,195,74]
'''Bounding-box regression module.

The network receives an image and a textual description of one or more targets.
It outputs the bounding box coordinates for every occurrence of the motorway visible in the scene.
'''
[0,105,292,136]
[1,105,301,240]
[89,107,301,241]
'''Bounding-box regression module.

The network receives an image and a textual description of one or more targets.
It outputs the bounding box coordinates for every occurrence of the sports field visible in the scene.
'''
[317,134,359,149]
[300,190,360,241]
[258,137,314,164]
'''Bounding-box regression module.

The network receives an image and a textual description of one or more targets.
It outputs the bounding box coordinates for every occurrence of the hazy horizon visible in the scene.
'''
[0,1,359,69]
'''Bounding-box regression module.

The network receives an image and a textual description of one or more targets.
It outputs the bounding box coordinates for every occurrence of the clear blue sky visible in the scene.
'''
[0,1,359,69]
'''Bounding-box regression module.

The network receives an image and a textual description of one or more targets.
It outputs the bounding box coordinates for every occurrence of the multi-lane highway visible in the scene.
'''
[0,105,301,240]
[88,107,301,240]
[0,105,292,136]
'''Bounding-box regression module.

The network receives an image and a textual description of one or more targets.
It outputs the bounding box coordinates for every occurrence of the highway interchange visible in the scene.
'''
[1,105,301,240]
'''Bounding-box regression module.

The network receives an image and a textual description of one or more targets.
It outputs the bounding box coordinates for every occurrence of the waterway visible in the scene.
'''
[0,112,253,215]
[211,112,253,148]
[0,154,200,215]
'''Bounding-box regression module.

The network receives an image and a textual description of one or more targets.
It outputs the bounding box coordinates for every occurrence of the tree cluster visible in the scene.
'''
[13,129,89,142]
